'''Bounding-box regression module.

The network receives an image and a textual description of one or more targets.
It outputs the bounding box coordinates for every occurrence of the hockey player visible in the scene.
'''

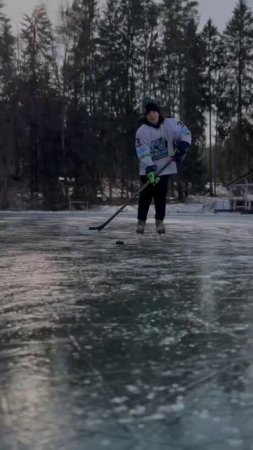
[135,100,192,234]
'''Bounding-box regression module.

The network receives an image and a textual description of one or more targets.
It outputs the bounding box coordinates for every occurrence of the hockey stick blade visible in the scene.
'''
[89,225,104,231]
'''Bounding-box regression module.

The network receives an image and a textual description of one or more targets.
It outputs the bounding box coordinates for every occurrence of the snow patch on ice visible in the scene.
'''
[226,439,244,447]
[129,405,146,416]
[158,397,185,413]
[159,337,176,346]
[125,385,141,394]
[101,439,112,447]
[199,410,210,419]
[111,396,128,404]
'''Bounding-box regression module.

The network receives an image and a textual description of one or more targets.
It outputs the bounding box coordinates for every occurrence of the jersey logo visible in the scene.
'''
[150,137,168,161]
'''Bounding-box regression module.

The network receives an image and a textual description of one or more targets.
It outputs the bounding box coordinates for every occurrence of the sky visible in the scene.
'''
[3,0,253,31]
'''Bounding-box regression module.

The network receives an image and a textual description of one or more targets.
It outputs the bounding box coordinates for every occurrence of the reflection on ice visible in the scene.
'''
[0,211,253,449]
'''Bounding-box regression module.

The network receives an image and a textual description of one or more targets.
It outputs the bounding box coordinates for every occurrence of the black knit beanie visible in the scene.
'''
[145,101,160,115]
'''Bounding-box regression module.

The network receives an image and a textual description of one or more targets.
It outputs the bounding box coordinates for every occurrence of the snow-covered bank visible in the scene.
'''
[94,196,229,216]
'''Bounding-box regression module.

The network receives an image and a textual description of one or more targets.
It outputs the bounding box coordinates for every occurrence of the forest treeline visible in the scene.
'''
[0,0,253,209]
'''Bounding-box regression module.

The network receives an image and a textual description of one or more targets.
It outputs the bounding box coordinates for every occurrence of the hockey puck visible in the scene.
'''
[115,240,125,245]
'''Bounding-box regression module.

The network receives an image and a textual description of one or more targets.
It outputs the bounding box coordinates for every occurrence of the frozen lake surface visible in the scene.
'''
[1,210,253,450]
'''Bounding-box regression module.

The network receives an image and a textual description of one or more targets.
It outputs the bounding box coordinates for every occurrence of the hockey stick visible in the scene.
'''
[89,158,174,231]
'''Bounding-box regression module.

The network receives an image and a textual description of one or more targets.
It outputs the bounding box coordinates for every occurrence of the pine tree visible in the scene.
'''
[97,0,123,115]
[97,0,153,199]
[0,3,15,208]
[57,0,101,202]
[180,19,207,197]
[160,0,207,197]
[62,0,98,108]
[222,0,253,177]
[160,0,198,115]
[21,5,56,200]
[137,0,160,100]
[201,19,220,195]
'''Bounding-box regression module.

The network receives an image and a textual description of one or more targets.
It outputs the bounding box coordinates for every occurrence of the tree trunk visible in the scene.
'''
[0,152,8,209]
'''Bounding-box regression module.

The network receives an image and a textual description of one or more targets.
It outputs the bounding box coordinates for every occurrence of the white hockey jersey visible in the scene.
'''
[135,118,192,176]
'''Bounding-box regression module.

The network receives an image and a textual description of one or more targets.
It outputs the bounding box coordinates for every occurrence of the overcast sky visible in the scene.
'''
[4,0,253,32]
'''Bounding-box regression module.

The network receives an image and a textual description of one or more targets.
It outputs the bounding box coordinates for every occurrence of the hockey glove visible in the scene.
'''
[173,141,190,162]
[146,165,160,185]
